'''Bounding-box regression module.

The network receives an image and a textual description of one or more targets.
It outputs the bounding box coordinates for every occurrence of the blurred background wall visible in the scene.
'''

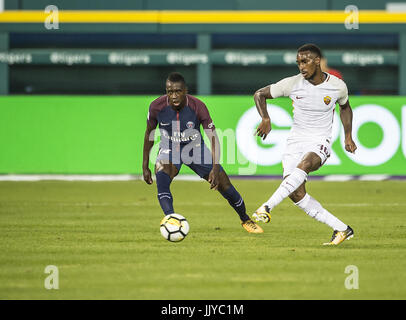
[1,0,405,96]
[1,1,405,175]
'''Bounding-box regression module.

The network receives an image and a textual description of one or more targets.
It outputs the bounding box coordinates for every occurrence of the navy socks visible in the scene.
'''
[220,185,250,222]
[156,171,174,215]
[156,171,248,222]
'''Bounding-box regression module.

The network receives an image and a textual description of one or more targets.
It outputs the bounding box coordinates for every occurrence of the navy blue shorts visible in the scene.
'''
[156,143,224,178]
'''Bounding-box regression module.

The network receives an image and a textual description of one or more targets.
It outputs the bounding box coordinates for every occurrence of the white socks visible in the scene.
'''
[265,168,308,209]
[295,193,347,231]
[263,167,347,231]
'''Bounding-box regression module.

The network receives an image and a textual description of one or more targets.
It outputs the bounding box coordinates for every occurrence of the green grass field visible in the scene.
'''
[0,179,405,300]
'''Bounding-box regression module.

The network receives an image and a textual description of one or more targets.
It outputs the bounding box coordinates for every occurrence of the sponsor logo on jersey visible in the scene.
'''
[324,96,332,105]
[161,130,200,143]
[186,121,195,129]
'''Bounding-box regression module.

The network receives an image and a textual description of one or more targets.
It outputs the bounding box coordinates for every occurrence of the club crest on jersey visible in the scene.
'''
[323,96,332,105]
[186,121,195,129]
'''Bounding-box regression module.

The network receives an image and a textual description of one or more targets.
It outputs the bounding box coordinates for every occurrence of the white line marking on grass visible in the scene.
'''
[14,201,405,208]
[323,175,354,181]
[0,174,404,182]
[358,174,390,181]
[0,174,204,182]
[325,203,406,207]
[0,174,138,181]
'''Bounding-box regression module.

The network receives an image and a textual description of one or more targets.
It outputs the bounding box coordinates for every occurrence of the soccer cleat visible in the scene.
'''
[323,226,354,245]
[252,204,272,223]
[241,219,264,233]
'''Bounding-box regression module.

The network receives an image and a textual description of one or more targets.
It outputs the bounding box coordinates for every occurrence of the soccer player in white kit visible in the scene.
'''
[252,44,357,245]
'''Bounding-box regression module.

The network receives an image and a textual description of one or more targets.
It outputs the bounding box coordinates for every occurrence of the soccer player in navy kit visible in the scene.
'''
[143,72,263,233]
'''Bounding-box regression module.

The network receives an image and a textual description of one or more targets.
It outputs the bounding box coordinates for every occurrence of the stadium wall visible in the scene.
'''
[5,0,405,11]
[1,96,405,176]
[4,47,399,95]
[1,10,406,95]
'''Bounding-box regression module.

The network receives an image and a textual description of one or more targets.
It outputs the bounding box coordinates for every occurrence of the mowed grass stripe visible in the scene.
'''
[0,180,405,299]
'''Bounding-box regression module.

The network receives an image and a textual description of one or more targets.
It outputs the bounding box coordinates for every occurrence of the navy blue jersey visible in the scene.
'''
[147,95,215,151]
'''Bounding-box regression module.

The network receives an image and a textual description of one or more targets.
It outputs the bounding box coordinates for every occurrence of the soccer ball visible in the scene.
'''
[160,213,190,242]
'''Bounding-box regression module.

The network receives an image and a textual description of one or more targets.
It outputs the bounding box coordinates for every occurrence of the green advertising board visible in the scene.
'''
[0,96,405,175]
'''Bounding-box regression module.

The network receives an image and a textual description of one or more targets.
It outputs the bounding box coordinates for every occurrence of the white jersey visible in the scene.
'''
[270,72,348,141]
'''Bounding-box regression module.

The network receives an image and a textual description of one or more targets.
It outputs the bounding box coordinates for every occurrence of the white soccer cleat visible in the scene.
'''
[252,204,272,223]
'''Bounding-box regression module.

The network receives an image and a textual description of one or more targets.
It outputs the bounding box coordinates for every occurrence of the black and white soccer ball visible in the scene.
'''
[160,213,190,242]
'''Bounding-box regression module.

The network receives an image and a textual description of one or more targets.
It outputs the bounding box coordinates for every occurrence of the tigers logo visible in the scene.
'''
[324,96,332,105]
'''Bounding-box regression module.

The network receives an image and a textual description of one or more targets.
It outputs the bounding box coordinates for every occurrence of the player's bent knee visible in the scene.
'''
[155,161,169,175]
[297,159,313,173]
[155,161,178,179]
[298,154,321,173]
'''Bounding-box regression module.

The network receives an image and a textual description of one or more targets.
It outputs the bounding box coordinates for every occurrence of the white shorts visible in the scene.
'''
[282,137,331,178]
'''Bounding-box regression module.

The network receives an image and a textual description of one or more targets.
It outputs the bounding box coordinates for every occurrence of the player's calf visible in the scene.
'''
[156,170,174,215]
[288,183,306,203]
[219,184,250,222]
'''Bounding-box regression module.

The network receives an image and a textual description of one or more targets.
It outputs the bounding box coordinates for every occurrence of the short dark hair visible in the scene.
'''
[167,72,186,85]
[297,43,323,58]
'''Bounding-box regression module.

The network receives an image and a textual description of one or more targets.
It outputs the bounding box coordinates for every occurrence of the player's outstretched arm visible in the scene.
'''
[339,100,357,154]
[142,124,155,184]
[253,86,273,140]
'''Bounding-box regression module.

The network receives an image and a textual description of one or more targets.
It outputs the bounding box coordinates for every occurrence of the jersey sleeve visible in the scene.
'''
[270,75,299,98]
[337,81,349,105]
[196,101,215,131]
[146,103,158,128]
